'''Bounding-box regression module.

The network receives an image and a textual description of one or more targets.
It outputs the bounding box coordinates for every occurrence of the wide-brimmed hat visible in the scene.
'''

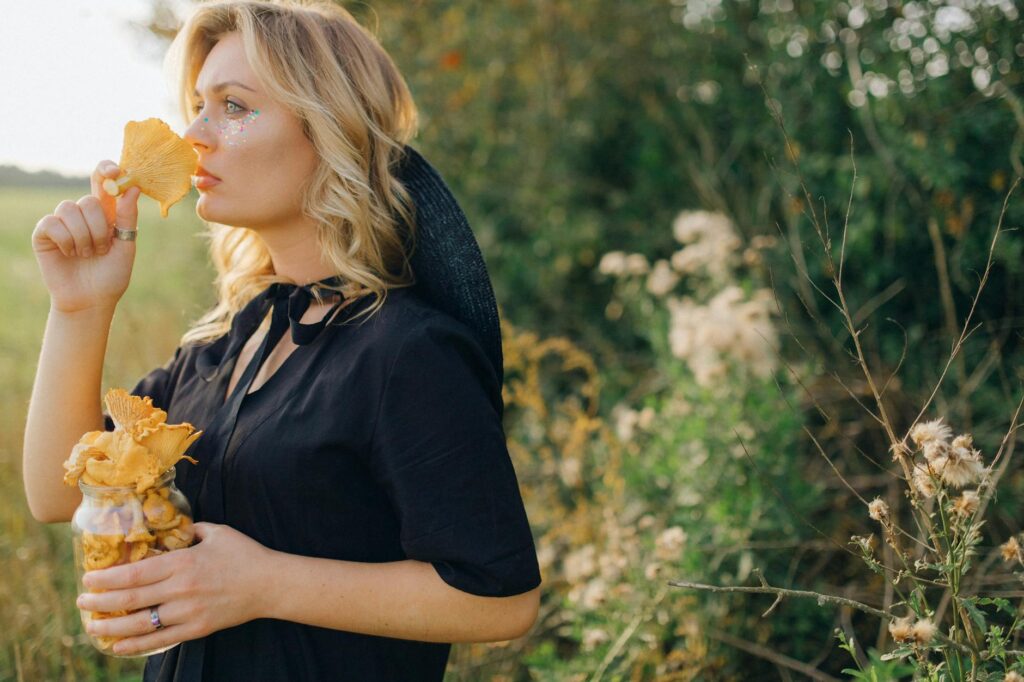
[396,145,503,382]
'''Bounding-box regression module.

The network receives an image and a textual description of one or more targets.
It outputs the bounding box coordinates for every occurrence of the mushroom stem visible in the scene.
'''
[101,174,138,197]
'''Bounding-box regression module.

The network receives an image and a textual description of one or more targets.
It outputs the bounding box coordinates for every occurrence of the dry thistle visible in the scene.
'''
[1001,536,1023,564]
[951,490,979,517]
[850,534,877,555]
[910,419,953,448]
[923,439,950,463]
[911,619,936,645]
[888,616,915,643]
[912,465,938,498]
[1005,671,1024,682]
[931,443,985,488]
[890,440,913,463]
[868,497,890,523]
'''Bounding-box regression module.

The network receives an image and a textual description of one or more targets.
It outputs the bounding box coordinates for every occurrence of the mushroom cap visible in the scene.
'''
[117,118,198,217]
[62,388,201,491]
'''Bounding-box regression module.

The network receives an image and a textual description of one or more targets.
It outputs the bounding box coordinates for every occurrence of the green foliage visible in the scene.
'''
[838,628,917,681]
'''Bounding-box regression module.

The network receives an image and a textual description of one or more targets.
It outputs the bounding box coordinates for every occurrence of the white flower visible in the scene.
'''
[655,526,687,561]
[598,251,627,276]
[624,253,650,275]
[669,210,742,280]
[646,259,680,296]
[666,287,778,387]
[673,210,737,245]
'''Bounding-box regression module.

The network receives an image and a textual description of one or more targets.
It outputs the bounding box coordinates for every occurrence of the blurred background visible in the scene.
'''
[3,1,1024,679]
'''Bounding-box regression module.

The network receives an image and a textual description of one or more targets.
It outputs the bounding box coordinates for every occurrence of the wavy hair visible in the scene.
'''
[167,0,419,345]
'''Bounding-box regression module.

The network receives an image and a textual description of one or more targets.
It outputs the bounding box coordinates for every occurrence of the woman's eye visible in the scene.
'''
[191,100,246,116]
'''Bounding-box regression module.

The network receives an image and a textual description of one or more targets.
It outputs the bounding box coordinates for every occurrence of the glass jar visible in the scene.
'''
[71,467,194,657]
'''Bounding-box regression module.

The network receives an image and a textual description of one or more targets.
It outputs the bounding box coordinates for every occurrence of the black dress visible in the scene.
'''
[103,278,542,681]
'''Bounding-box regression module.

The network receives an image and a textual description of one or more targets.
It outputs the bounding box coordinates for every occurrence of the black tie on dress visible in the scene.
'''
[195,275,347,383]
[183,276,347,520]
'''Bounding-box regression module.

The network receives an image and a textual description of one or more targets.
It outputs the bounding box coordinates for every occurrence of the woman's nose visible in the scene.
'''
[184,114,215,151]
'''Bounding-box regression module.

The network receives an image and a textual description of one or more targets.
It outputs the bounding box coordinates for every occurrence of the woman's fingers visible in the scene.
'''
[36,184,135,259]
[84,600,181,639]
[53,201,94,257]
[33,215,76,256]
[78,195,111,255]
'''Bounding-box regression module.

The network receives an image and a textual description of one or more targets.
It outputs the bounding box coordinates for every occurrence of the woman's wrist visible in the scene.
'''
[49,301,118,321]
[243,545,287,622]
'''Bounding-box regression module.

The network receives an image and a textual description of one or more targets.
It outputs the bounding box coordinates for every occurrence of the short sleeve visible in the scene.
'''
[369,316,542,598]
[103,347,184,431]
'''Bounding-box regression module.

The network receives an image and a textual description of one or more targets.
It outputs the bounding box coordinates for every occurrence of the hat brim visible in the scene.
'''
[397,145,504,383]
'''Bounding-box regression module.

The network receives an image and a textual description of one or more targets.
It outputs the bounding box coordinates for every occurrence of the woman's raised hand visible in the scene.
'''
[31,161,142,314]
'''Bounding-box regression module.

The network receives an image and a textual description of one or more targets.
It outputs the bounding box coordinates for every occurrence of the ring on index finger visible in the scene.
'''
[114,227,137,242]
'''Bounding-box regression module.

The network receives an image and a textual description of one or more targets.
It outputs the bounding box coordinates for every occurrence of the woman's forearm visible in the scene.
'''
[23,305,114,523]
[257,552,540,644]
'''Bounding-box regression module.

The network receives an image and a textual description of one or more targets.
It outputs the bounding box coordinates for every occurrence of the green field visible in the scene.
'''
[0,186,213,680]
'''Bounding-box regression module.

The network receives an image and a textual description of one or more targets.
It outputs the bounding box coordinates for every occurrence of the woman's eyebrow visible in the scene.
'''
[193,80,257,97]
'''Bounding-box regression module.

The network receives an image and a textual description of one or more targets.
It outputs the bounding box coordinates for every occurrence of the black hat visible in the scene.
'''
[396,145,503,383]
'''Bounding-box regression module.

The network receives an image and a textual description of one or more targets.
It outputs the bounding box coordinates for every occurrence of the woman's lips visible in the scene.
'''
[192,174,221,190]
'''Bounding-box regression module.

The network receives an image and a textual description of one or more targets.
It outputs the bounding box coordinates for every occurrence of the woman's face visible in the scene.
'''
[184,32,319,230]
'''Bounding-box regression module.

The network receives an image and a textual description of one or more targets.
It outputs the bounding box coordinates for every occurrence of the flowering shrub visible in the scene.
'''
[578,209,827,678]
[599,210,779,388]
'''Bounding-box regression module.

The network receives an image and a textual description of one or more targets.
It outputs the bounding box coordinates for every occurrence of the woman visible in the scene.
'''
[22,1,542,679]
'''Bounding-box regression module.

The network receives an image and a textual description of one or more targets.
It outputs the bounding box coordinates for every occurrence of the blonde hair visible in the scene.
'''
[167,0,419,345]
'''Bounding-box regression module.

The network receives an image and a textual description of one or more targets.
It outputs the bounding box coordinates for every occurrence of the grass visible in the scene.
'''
[0,185,213,680]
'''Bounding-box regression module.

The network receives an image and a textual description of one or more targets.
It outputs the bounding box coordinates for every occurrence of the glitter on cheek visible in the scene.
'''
[216,110,261,148]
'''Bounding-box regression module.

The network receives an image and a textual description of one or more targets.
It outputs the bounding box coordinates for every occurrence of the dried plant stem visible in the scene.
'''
[926,217,968,400]
[911,177,1020,432]
[667,578,972,655]
[974,391,1024,521]
[705,628,840,682]
[668,578,889,619]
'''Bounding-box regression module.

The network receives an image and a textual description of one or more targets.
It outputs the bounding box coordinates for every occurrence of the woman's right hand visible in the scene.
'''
[32,161,143,314]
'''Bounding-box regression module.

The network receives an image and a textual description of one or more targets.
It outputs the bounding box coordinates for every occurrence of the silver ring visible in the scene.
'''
[114,227,137,242]
[149,606,165,630]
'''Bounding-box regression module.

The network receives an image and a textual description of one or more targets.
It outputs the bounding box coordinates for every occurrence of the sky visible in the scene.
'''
[1,2,191,177]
